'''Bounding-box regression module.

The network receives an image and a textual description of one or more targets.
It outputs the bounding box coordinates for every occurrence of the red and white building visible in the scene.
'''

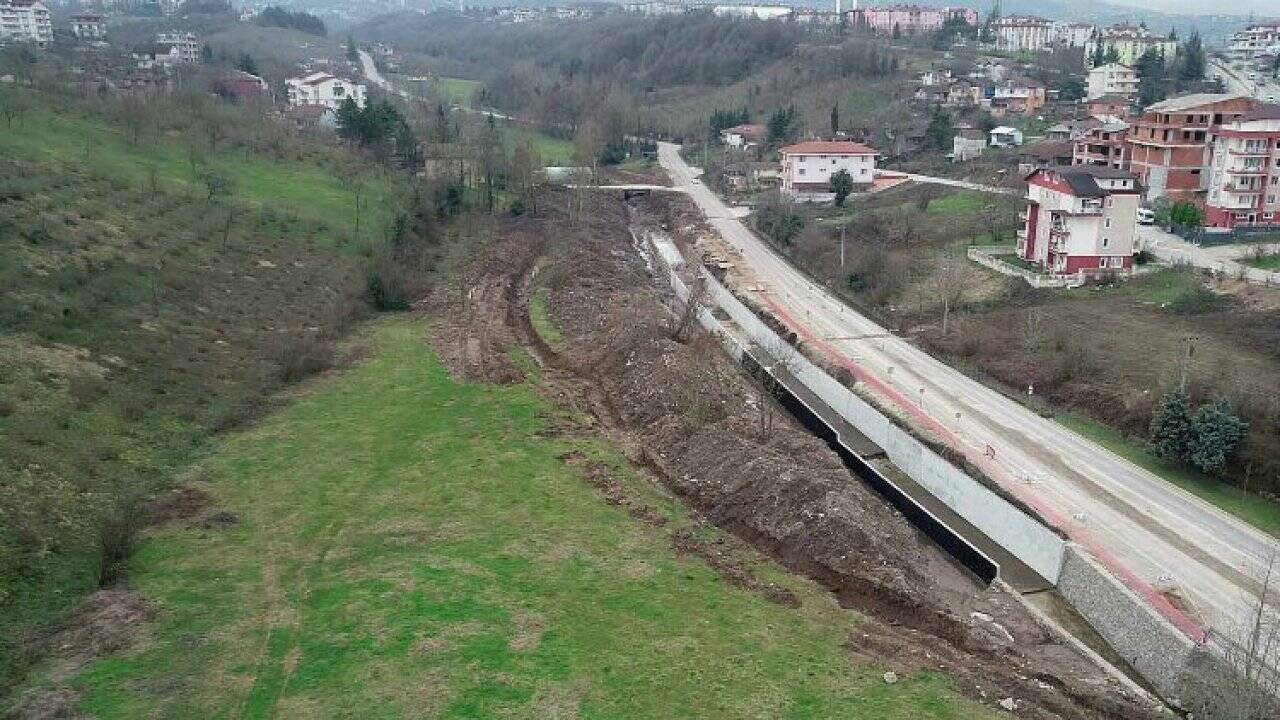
[1126,93,1257,202]
[847,5,976,36]
[1205,106,1280,230]
[1073,119,1130,170]
[1019,167,1141,277]
[778,141,877,201]
[720,123,765,149]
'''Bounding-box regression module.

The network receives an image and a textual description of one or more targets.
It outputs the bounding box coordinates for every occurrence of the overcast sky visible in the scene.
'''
[1107,0,1276,14]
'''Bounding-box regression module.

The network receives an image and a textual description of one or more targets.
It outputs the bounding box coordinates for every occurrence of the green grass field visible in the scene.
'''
[1244,252,1280,271]
[528,287,564,351]
[62,320,991,719]
[1056,412,1280,538]
[925,193,985,216]
[0,107,391,241]
[437,76,481,104]
[510,129,576,166]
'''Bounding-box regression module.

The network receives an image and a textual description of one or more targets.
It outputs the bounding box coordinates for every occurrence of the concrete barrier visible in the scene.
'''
[699,271,1067,584]
[1056,544,1197,705]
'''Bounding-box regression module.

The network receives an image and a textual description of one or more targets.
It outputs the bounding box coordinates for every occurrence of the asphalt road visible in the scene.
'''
[658,141,1277,648]
[1140,224,1280,286]
[1209,59,1280,103]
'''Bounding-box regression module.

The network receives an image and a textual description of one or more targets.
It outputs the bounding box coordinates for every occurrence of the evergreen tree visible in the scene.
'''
[980,0,1000,43]
[1136,47,1167,106]
[1103,45,1121,64]
[346,35,358,62]
[1187,400,1248,476]
[923,106,953,151]
[892,23,901,40]
[1090,37,1106,68]
[766,105,796,144]
[829,169,853,207]
[830,104,839,137]
[236,52,258,76]
[1148,389,1193,462]
[1178,31,1205,84]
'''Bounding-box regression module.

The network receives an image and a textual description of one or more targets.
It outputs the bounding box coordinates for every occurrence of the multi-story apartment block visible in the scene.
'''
[1018,166,1141,277]
[1228,23,1280,62]
[71,12,107,40]
[1085,25,1177,69]
[993,16,1053,53]
[1087,63,1138,101]
[1205,106,1280,230]
[985,77,1047,116]
[156,32,200,63]
[1054,22,1095,49]
[1127,93,1257,201]
[0,0,52,46]
[778,141,877,201]
[1073,119,1130,170]
[847,6,977,37]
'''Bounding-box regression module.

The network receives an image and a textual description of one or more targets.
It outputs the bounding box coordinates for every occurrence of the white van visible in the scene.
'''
[1137,207,1156,225]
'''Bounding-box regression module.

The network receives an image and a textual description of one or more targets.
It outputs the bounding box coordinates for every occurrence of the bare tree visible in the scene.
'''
[754,335,804,440]
[669,275,709,344]
[933,250,967,337]
[1021,307,1045,352]
[0,87,28,128]
[1190,548,1280,719]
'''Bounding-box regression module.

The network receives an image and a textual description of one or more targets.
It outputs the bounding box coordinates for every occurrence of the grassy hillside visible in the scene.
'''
[0,88,394,693]
[53,320,991,719]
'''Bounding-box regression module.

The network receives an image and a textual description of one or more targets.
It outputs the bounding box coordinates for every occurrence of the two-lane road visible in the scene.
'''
[658,141,1276,647]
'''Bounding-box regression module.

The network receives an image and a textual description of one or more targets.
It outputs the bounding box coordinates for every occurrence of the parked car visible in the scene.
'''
[1137,207,1156,225]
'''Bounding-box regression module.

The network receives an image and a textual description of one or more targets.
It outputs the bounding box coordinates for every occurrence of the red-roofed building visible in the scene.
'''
[778,141,877,200]
[720,123,765,148]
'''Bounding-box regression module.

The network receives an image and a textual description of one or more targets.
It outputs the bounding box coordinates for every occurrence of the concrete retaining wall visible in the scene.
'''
[696,270,1067,584]
[1057,544,1197,705]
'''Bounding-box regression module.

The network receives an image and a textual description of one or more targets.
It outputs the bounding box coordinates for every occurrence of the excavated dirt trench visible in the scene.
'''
[422,187,1165,720]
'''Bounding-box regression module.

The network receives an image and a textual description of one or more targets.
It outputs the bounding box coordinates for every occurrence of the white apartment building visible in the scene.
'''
[1054,22,1094,49]
[778,141,877,202]
[71,12,107,40]
[1205,106,1280,230]
[1085,25,1177,69]
[1228,23,1280,62]
[0,0,52,47]
[285,72,367,110]
[994,16,1053,53]
[1087,63,1139,101]
[156,32,200,63]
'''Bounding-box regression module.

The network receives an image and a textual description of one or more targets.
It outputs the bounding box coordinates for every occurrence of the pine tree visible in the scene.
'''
[829,169,853,207]
[1148,389,1192,462]
[1187,400,1248,476]
[830,104,839,137]
[1179,31,1205,83]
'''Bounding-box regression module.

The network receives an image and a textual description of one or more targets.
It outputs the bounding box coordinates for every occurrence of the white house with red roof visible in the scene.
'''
[778,141,877,201]
[1019,166,1141,277]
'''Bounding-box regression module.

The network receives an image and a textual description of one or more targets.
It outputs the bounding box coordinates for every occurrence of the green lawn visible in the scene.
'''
[509,129,576,167]
[926,193,984,215]
[437,76,480,104]
[64,320,991,719]
[1243,252,1280,271]
[0,107,391,242]
[1056,412,1280,538]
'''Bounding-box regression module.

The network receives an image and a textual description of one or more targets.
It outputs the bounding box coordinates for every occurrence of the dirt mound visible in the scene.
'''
[424,186,1162,720]
[7,590,156,720]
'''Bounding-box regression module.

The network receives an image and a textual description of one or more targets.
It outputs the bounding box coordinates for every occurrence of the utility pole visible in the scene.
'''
[839,225,846,268]
[1179,336,1196,392]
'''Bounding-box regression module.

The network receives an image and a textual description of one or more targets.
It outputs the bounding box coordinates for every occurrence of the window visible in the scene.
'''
[1102,237,1110,248]
[1106,197,1114,208]
[798,169,806,176]
[1105,218,1112,228]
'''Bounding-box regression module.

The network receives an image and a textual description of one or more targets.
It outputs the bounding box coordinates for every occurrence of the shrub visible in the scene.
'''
[97,495,143,587]
[1187,399,1248,476]
[275,331,334,383]
[1148,389,1192,462]
[1167,285,1225,315]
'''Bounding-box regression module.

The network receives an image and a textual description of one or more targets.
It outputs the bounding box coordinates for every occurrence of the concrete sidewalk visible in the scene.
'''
[1139,226,1280,287]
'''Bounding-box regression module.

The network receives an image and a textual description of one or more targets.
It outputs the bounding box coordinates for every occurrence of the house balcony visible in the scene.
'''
[1228,147,1272,157]
[1016,228,1028,241]
[1224,184,1263,194]
[1224,166,1268,176]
